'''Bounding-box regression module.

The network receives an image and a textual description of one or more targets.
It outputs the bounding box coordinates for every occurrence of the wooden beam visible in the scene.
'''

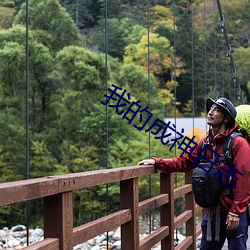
[58,165,156,192]
[139,194,169,215]
[0,177,59,206]
[0,165,156,206]
[22,238,59,250]
[175,236,193,250]
[161,173,174,250]
[120,178,140,250]
[174,210,192,229]
[139,226,169,250]
[44,192,73,250]
[185,171,196,250]
[174,184,192,199]
[73,209,131,245]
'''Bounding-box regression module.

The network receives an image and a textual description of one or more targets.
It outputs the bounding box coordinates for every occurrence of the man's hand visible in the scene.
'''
[137,159,155,166]
[226,213,240,230]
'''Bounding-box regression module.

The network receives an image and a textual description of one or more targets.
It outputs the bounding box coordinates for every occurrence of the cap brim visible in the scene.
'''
[206,98,215,113]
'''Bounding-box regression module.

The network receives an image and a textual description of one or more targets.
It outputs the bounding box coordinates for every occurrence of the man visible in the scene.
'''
[138,97,250,250]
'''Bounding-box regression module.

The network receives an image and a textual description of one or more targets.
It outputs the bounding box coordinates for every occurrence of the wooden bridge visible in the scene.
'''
[0,165,204,250]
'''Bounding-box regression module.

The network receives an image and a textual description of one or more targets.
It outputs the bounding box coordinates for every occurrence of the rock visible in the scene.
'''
[113,240,121,249]
[95,234,106,243]
[108,236,116,243]
[91,245,101,250]
[113,227,120,240]
[107,231,114,237]
[11,226,26,232]
[30,228,43,238]
[0,230,7,238]
[7,239,20,247]
[0,224,188,249]
[100,240,108,246]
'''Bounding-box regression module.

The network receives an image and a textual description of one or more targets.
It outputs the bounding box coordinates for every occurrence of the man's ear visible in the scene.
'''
[224,114,232,123]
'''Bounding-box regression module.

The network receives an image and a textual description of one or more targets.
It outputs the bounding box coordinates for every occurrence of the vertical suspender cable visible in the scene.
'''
[172,0,179,244]
[191,1,195,132]
[213,0,217,95]
[204,0,209,133]
[204,0,207,98]
[173,0,176,140]
[104,0,109,247]
[147,0,152,233]
[25,0,30,245]
[173,1,177,188]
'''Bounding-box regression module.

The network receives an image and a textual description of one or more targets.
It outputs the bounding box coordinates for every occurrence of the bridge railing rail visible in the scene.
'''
[0,165,203,250]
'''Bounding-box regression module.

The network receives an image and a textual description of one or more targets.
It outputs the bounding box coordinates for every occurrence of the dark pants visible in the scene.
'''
[200,211,249,250]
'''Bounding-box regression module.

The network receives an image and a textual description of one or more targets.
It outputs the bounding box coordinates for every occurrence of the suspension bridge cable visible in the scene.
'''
[191,0,195,131]
[25,0,30,245]
[172,0,179,245]
[213,0,217,95]
[216,0,242,103]
[172,1,177,158]
[147,0,152,234]
[203,0,207,98]
[104,0,109,248]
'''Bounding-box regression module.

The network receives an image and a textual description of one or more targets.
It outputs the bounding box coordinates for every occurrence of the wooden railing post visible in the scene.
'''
[185,171,196,250]
[120,178,139,250]
[160,173,174,250]
[44,192,73,250]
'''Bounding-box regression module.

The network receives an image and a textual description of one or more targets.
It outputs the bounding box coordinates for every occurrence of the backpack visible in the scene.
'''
[192,132,240,208]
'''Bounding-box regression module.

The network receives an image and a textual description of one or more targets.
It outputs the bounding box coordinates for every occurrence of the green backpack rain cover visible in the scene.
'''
[235,105,250,139]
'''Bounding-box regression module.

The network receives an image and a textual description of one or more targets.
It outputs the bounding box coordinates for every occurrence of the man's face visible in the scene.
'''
[207,104,226,127]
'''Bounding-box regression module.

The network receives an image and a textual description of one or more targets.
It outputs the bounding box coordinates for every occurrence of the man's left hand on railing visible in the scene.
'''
[137,159,155,166]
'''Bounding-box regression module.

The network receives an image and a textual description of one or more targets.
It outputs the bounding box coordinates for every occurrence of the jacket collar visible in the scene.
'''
[204,124,239,146]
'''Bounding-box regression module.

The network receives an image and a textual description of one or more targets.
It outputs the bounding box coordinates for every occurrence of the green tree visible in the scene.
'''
[61,0,101,28]
[14,0,84,52]
[0,6,15,29]
[234,46,250,102]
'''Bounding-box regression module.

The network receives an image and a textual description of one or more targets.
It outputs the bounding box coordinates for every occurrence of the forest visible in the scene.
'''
[0,0,249,228]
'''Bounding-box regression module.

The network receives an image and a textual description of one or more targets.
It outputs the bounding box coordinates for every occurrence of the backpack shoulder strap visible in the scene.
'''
[223,131,242,166]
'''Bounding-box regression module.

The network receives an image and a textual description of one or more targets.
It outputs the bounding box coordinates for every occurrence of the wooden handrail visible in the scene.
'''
[0,165,203,250]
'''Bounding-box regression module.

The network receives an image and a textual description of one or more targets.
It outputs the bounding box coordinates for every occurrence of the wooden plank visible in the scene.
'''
[57,165,156,192]
[161,173,174,250]
[175,236,193,250]
[185,172,196,250]
[174,210,192,229]
[44,192,73,250]
[140,226,169,250]
[174,184,192,199]
[0,165,156,206]
[120,178,140,250]
[139,194,169,216]
[0,177,59,206]
[22,238,59,250]
[73,209,131,245]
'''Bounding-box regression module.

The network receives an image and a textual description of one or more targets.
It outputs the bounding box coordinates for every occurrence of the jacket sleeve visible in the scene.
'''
[153,139,203,174]
[229,136,250,215]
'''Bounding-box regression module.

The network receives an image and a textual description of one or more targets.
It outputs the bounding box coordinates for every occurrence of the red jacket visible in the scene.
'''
[154,124,250,216]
